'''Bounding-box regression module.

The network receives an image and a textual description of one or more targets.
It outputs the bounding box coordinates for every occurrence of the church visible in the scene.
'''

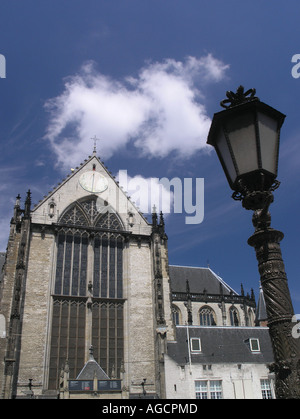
[0,151,274,399]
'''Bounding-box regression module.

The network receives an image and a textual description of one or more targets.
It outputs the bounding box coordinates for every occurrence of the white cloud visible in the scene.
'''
[44,55,229,169]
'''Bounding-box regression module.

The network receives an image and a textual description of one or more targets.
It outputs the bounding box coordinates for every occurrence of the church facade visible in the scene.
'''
[0,152,272,399]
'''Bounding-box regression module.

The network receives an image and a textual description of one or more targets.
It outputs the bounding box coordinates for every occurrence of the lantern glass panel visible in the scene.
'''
[215,128,236,185]
[257,111,278,176]
[225,112,258,176]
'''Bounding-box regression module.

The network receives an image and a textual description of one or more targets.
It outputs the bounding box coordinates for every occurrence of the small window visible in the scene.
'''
[261,379,273,399]
[250,338,260,352]
[190,338,201,352]
[229,306,239,326]
[172,305,181,325]
[195,380,222,399]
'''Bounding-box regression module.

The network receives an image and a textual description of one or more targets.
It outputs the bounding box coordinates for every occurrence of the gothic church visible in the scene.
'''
[0,151,271,399]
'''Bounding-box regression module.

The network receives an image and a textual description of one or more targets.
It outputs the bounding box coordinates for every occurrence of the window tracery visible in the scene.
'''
[58,197,123,231]
[199,306,216,326]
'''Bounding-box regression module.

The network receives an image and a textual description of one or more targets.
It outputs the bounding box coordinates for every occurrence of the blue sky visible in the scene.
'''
[1,0,300,313]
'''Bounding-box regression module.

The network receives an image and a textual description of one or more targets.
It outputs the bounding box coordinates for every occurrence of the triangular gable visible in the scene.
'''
[76,359,110,380]
[31,152,150,231]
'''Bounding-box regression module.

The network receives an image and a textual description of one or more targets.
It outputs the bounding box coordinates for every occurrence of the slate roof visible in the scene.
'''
[169,265,238,296]
[76,351,110,380]
[167,326,274,365]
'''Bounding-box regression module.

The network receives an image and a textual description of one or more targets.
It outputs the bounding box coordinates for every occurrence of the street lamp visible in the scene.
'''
[207,86,300,399]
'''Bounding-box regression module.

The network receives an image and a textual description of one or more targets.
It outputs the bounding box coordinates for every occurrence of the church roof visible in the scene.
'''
[76,348,110,380]
[169,265,238,296]
[167,326,274,365]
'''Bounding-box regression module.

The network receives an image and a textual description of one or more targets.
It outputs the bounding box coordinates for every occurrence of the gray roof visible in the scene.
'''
[169,265,238,295]
[76,353,110,380]
[167,326,274,365]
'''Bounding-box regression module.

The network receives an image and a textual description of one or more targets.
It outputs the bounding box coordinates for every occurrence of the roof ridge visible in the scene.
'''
[32,154,99,211]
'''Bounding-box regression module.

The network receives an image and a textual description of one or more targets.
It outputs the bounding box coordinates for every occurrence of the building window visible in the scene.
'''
[195,380,222,399]
[48,197,124,390]
[172,305,181,325]
[199,306,216,326]
[229,306,239,326]
[190,338,201,352]
[248,308,255,326]
[54,232,88,297]
[250,338,260,352]
[92,301,124,378]
[261,379,273,399]
[48,299,86,389]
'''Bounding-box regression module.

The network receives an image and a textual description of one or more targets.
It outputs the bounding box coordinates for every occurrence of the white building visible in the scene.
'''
[165,326,274,399]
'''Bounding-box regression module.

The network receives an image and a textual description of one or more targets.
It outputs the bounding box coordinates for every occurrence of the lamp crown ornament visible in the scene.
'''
[220,85,258,109]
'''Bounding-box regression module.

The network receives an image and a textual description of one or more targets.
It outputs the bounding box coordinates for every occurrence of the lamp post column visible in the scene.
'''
[206,86,300,398]
[248,200,300,399]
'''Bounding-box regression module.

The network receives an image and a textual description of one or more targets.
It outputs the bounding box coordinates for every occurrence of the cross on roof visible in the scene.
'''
[91,135,100,154]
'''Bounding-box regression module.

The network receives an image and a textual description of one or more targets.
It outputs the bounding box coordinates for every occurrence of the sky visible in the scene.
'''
[1,0,300,314]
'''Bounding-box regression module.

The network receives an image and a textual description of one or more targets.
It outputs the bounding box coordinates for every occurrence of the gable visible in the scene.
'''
[31,154,150,233]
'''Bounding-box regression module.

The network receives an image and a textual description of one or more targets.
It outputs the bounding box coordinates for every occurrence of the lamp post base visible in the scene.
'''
[248,227,300,399]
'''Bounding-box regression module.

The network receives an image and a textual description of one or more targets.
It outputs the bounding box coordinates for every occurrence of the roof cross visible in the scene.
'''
[91,135,100,154]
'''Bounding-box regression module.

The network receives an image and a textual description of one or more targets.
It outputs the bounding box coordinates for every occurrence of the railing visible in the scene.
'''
[171,292,256,307]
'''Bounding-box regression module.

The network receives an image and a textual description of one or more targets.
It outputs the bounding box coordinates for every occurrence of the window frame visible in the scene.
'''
[249,338,260,352]
[199,305,216,326]
[195,380,223,399]
[190,337,201,352]
[260,379,273,399]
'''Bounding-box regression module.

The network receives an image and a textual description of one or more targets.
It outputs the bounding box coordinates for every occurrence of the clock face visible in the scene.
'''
[79,171,108,193]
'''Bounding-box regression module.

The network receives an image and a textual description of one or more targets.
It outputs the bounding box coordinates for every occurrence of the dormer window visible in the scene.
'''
[245,337,260,352]
[249,338,260,352]
[190,338,201,352]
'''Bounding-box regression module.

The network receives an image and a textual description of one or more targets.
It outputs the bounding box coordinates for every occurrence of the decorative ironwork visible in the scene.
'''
[171,290,256,307]
[220,85,258,109]
[232,177,280,211]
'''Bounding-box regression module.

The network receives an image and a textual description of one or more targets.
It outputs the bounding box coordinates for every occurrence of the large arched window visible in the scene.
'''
[199,306,216,326]
[48,196,125,390]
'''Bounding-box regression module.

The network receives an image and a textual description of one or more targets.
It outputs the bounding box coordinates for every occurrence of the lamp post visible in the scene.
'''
[207,86,300,399]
